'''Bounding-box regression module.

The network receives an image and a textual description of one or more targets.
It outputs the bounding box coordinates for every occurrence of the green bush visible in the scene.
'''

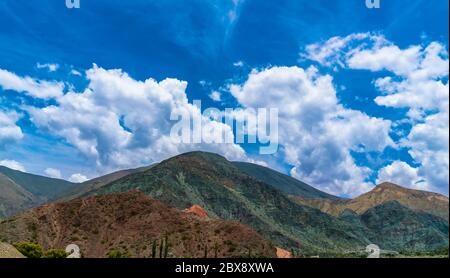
[14,242,43,258]
[107,249,131,258]
[43,249,68,258]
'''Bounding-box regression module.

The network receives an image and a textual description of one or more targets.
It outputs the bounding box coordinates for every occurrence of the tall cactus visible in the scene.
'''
[163,235,169,258]
[214,243,218,258]
[203,244,208,258]
[159,238,164,258]
[151,240,157,258]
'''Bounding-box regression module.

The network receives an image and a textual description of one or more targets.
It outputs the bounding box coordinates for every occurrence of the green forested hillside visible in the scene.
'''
[233,161,339,200]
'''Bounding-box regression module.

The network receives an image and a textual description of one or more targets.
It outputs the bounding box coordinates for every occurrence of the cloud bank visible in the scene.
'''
[305,33,449,194]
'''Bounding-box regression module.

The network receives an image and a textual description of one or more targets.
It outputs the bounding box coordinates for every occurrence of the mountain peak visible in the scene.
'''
[296,181,449,221]
[357,182,449,219]
[168,151,229,163]
[375,182,404,191]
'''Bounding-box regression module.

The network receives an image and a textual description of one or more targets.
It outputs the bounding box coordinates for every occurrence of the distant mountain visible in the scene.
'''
[76,151,375,255]
[55,165,155,202]
[292,182,449,220]
[233,162,339,200]
[0,166,78,218]
[334,201,449,253]
[0,173,38,219]
[0,191,276,258]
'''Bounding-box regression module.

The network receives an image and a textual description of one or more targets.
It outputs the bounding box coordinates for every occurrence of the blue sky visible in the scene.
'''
[0,0,448,197]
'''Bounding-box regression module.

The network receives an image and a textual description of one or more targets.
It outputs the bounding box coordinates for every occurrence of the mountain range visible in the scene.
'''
[291,182,449,220]
[0,151,448,257]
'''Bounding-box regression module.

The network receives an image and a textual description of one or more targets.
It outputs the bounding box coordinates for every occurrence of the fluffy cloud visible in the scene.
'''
[0,160,26,172]
[209,90,222,102]
[25,65,245,173]
[349,41,448,194]
[44,168,62,179]
[347,45,421,76]
[233,61,244,67]
[36,63,59,72]
[70,69,82,76]
[372,43,449,112]
[230,66,394,196]
[0,110,23,147]
[305,33,449,194]
[0,68,64,99]
[69,173,88,183]
[402,110,449,194]
[376,161,426,190]
[303,33,386,68]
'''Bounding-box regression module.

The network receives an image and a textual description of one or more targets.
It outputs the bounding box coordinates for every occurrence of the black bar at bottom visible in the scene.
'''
[0,258,448,277]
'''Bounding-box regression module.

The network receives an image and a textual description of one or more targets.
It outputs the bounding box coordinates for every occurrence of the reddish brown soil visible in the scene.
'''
[184,205,209,218]
[276,247,293,258]
[0,190,276,258]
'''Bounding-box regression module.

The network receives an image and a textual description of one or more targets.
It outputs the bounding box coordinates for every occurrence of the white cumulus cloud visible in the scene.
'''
[209,90,222,102]
[305,33,449,195]
[0,68,64,99]
[37,63,59,72]
[44,168,62,179]
[0,110,23,147]
[69,173,88,183]
[24,65,246,174]
[230,66,395,196]
[70,69,82,76]
[0,160,26,172]
[376,161,426,190]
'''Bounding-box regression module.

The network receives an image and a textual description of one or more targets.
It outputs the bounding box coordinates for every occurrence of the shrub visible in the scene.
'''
[43,249,68,258]
[107,249,131,258]
[14,242,43,258]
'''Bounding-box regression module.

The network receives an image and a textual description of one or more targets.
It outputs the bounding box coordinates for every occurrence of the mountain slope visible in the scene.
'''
[0,173,38,219]
[0,191,276,258]
[55,165,155,201]
[0,166,79,218]
[233,162,339,200]
[293,182,449,220]
[81,151,371,254]
[0,242,25,258]
[359,201,449,252]
[0,166,77,200]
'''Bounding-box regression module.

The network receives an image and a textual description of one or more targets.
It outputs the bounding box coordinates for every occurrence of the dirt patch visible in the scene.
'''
[0,242,25,258]
[276,247,293,258]
[184,205,209,218]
